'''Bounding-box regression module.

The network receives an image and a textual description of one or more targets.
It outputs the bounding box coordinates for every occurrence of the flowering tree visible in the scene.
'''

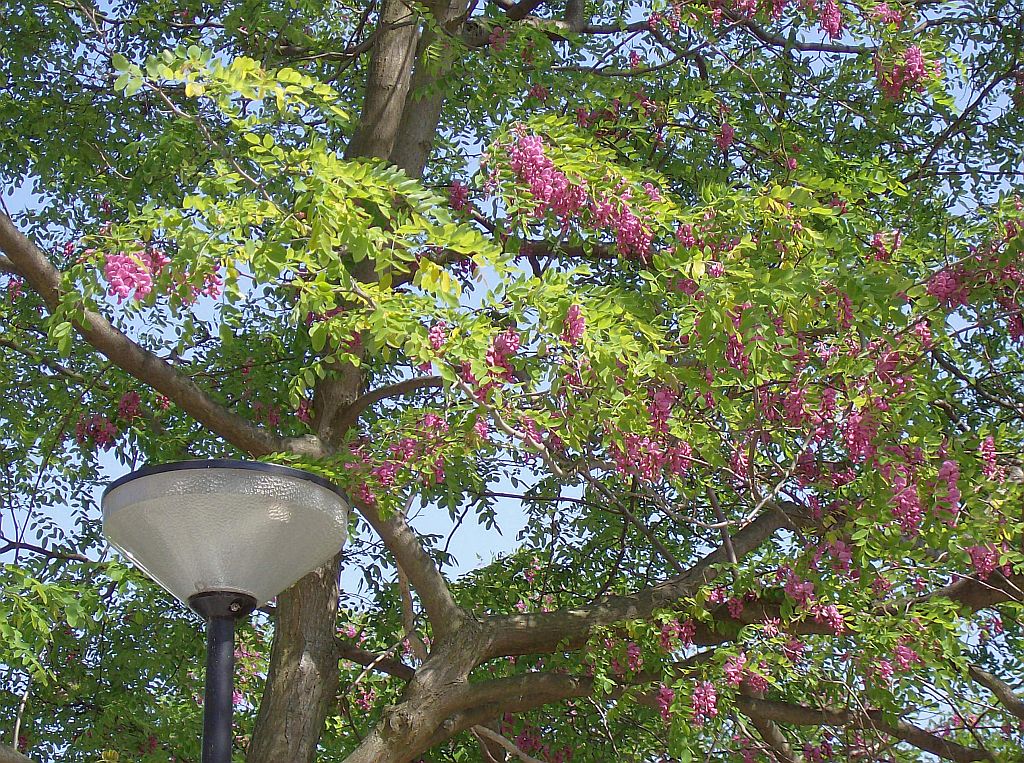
[2,0,1024,761]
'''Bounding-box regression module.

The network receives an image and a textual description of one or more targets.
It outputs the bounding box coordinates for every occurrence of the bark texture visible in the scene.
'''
[246,559,343,762]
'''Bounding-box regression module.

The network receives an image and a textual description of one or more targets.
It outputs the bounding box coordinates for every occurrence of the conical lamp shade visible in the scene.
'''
[102,460,351,606]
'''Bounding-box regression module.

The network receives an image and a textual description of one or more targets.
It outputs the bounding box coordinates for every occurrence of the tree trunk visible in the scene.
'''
[245,559,342,763]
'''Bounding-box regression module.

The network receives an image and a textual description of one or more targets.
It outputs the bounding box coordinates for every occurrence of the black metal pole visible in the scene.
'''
[203,614,235,763]
[188,591,257,763]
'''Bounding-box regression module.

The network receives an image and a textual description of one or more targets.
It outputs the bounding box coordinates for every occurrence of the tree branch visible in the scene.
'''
[482,504,808,659]
[968,665,1024,721]
[0,746,34,763]
[742,709,802,763]
[0,253,23,276]
[0,538,91,563]
[734,696,993,762]
[332,376,442,435]
[356,498,465,637]
[471,726,544,763]
[0,212,324,459]
[0,337,111,389]
[336,638,416,680]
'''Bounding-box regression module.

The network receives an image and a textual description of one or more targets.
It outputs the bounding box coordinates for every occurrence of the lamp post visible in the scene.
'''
[101,460,351,763]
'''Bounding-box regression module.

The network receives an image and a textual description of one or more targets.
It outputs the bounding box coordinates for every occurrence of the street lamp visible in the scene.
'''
[101,459,351,763]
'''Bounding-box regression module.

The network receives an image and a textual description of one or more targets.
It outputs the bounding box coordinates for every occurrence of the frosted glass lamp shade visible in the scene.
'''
[102,460,351,607]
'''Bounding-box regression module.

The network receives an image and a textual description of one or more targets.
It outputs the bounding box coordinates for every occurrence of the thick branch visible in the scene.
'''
[0,212,313,459]
[336,638,416,680]
[357,499,465,637]
[332,376,442,435]
[0,747,33,763]
[734,696,993,762]
[880,571,1024,615]
[0,253,22,275]
[483,505,805,659]
[345,0,420,160]
[743,711,802,763]
[968,665,1024,721]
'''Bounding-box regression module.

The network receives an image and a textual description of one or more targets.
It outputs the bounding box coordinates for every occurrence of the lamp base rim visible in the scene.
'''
[188,590,258,620]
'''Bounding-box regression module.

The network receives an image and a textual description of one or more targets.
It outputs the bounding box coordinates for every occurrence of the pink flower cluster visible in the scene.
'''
[103,248,171,303]
[504,131,655,259]
[870,2,904,24]
[783,570,816,608]
[927,267,969,307]
[813,603,845,634]
[980,435,1003,480]
[656,684,675,722]
[890,469,924,534]
[934,459,961,517]
[870,230,902,261]
[660,618,696,649]
[842,407,878,462]
[428,321,447,351]
[691,681,718,726]
[818,0,843,39]
[296,398,313,424]
[5,276,23,301]
[716,123,735,152]
[562,304,585,345]
[448,181,469,211]
[967,544,1007,579]
[610,433,693,482]
[75,414,118,450]
[876,45,938,100]
[117,391,142,421]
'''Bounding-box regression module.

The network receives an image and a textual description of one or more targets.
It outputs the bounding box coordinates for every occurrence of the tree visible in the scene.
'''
[1,0,1023,760]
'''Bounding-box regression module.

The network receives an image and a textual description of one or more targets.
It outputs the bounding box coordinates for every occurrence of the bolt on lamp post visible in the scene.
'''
[101,460,351,763]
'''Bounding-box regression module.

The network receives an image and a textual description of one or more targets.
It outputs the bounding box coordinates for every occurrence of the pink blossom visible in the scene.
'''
[967,545,999,578]
[562,304,585,345]
[648,388,676,432]
[527,84,549,101]
[626,642,643,672]
[813,604,845,634]
[676,223,697,247]
[488,26,509,51]
[783,637,805,663]
[428,321,447,352]
[691,681,718,725]
[449,181,469,211]
[656,684,675,722]
[727,597,745,618]
[818,0,842,39]
[724,653,747,686]
[74,414,119,450]
[117,391,142,421]
[935,459,961,517]
[473,417,490,440]
[870,658,895,686]
[296,398,313,424]
[893,643,921,671]
[980,436,1002,480]
[870,2,903,24]
[784,573,815,608]
[678,619,696,646]
[891,471,924,534]
[5,276,23,301]
[842,408,877,462]
[102,248,170,303]
[716,123,735,152]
